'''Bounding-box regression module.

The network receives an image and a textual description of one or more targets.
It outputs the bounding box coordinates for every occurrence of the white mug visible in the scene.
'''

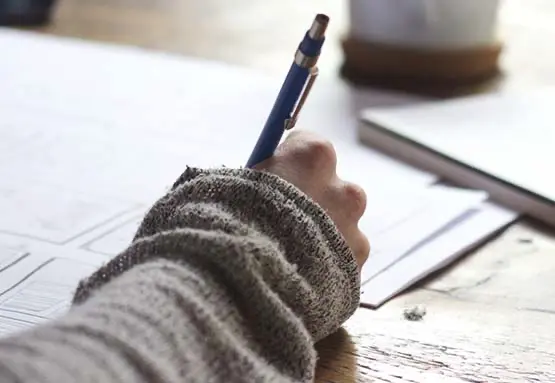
[348,0,501,49]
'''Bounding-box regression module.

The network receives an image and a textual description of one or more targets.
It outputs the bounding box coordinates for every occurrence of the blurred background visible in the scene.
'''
[2,0,555,90]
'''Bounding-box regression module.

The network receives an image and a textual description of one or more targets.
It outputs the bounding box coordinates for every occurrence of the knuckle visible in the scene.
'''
[293,138,337,172]
[350,230,370,269]
[342,182,367,218]
[362,234,371,258]
[306,139,336,161]
[358,234,371,264]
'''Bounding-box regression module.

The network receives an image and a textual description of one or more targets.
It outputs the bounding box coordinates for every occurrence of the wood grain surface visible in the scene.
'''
[27,0,555,381]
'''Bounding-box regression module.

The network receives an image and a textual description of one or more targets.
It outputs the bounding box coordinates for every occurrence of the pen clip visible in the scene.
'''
[284,66,319,130]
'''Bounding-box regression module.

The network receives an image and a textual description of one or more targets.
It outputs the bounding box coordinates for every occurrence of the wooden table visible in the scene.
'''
[31,0,555,381]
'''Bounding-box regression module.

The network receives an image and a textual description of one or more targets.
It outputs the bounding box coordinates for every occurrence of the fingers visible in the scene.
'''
[323,179,366,225]
[275,130,337,179]
[346,227,371,270]
[254,129,370,270]
[253,131,336,189]
[339,181,368,222]
[324,179,370,270]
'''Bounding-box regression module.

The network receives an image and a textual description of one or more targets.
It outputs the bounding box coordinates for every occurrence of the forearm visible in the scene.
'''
[0,259,311,382]
[0,167,359,383]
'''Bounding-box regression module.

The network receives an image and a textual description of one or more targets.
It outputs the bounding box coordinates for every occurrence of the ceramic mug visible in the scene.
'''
[348,0,501,49]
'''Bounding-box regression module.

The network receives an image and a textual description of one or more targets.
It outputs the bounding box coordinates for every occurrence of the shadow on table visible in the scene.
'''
[315,327,358,383]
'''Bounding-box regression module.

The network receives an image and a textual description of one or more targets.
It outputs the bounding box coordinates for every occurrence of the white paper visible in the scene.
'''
[0,245,27,271]
[0,257,98,335]
[0,243,108,335]
[360,86,555,202]
[360,202,518,308]
[360,186,488,284]
[0,28,434,184]
[81,215,145,256]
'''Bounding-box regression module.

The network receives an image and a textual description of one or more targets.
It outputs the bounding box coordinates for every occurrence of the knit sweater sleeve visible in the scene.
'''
[0,167,360,383]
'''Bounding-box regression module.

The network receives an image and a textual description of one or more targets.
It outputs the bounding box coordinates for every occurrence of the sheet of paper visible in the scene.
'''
[0,238,108,336]
[0,245,27,271]
[360,202,518,308]
[360,186,488,284]
[0,28,434,185]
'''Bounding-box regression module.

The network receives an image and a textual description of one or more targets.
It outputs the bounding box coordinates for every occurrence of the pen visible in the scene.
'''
[245,14,329,168]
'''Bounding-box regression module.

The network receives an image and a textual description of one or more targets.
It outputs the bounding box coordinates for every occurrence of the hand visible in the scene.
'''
[254,130,370,271]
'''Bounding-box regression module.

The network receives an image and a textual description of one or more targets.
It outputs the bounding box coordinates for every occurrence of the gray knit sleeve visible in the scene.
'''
[0,167,360,383]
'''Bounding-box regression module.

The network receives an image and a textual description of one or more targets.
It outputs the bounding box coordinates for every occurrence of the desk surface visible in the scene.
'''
[33,0,555,381]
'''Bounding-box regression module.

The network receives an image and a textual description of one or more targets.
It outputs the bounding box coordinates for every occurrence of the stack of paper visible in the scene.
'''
[360,202,515,307]
[0,29,517,336]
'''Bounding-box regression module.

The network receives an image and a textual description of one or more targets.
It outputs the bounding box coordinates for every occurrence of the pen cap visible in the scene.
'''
[298,14,328,58]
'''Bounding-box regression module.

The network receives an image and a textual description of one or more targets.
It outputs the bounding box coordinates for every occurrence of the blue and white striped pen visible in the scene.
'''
[245,14,329,168]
